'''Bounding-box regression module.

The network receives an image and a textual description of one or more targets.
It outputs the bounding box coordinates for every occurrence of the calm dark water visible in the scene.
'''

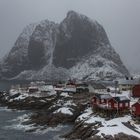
[0,81,72,140]
[0,80,30,91]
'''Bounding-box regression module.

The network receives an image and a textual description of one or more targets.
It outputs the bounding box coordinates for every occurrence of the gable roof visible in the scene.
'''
[94,94,112,100]
[113,96,130,103]
[133,84,140,89]
[89,83,106,89]
[118,79,139,85]
[132,102,140,107]
[132,99,140,106]
[76,83,88,87]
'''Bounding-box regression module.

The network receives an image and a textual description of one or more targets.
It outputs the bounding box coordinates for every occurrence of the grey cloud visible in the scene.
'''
[0,0,140,73]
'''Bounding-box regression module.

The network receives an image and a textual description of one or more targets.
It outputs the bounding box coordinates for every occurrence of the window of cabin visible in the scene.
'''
[101,99,104,103]
[108,102,111,107]
[132,106,136,111]
[119,103,123,107]
[92,98,95,102]
[125,102,129,107]
[114,103,118,108]
[97,99,100,104]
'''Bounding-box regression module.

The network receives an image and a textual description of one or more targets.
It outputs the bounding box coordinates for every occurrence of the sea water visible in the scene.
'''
[0,81,72,140]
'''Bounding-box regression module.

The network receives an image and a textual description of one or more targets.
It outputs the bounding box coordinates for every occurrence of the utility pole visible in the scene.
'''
[115,81,118,97]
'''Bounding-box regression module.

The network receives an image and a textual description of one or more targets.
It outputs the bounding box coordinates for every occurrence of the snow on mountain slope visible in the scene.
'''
[0,23,37,78]
[70,54,121,81]
[28,20,58,68]
[9,23,37,58]
[10,65,69,81]
[0,11,129,81]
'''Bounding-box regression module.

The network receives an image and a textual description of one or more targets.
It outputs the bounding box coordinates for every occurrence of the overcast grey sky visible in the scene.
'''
[0,0,140,73]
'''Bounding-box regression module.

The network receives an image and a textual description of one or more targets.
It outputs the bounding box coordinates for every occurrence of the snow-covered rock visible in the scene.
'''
[77,108,140,138]
[53,107,73,116]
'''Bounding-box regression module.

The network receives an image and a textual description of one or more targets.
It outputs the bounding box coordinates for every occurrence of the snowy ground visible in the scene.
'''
[4,86,140,138]
[53,92,76,116]
[77,108,140,138]
[53,107,73,115]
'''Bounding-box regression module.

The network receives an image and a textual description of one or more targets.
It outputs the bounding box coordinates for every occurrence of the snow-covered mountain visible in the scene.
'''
[0,11,129,81]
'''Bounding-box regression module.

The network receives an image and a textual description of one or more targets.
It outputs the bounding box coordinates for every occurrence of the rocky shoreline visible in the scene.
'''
[0,91,140,140]
[63,114,140,140]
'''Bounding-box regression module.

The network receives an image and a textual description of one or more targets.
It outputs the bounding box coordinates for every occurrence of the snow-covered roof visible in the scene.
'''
[118,79,140,85]
[28,87,38,89]
[94,94,112,99]
[89,83,106,89]
[113,96,130,102]
[132,99,140,106]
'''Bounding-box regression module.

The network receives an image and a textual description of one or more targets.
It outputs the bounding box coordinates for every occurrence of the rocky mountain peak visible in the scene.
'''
[66,10,93,22]
[28,20,58,69]
[66,10,86,20]
[0,11,129,81]
[53,11,110,69]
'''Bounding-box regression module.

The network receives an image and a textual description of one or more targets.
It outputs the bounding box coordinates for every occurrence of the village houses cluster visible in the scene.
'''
[10,77,140,120]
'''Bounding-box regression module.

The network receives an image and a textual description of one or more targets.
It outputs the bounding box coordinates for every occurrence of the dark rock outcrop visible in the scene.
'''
[53,11,109,68]
[0,91,140,140]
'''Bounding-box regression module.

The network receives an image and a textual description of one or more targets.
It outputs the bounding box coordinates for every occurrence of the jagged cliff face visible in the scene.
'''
[0,11,129,81]
[53,11,109,69]
[28,20,58,69]
[0,23,37,78]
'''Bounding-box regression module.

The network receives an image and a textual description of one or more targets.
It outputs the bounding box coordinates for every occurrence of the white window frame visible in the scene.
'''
[119,103,123,107]
[101,99,104,103]
[92,98,95,102]
[97,99,100,104]
[108,102,111,107]
[132,106,136,111]
[114,103,118,108]
[125,102,129,107]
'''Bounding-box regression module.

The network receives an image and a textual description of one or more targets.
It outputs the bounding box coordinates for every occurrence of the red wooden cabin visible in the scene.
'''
[131,99,140,118]
[108,96,130,110]
[132,85,140,97]
[91,94,112,109]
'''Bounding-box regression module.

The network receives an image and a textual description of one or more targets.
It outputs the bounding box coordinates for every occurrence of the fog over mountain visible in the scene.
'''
[0,11,129,81]
[0,0,140,73]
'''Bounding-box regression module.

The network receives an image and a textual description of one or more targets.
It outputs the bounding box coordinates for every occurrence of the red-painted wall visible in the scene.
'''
[132,102,140,116]
[108,99,118,110]
[91,97,97,104]
[132,85,140,97]
[108,99,130,110]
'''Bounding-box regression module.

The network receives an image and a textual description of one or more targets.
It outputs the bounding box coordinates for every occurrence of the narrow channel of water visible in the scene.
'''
[0,80,72,140]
